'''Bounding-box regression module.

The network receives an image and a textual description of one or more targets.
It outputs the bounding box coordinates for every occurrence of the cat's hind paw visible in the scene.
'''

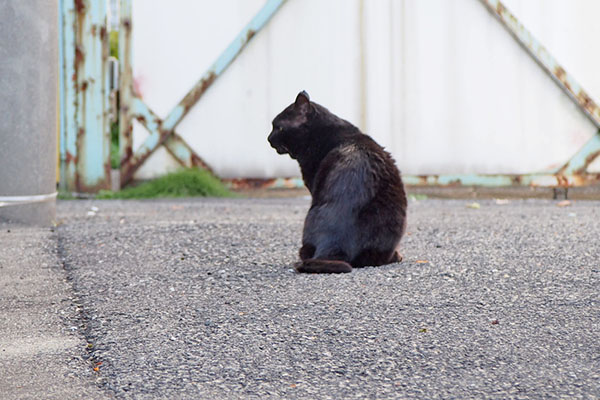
[294,259,352,274]
[390,251,403,263]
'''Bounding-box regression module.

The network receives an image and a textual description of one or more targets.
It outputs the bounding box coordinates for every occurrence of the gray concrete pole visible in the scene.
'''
[0,1,58,226]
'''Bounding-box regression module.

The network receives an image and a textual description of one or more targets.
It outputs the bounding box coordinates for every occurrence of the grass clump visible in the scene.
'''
[97,168,234,199]
[57,191,77,200]
[408,193,428,201]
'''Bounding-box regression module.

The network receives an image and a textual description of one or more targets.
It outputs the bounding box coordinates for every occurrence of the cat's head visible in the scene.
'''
[268,91,314,159]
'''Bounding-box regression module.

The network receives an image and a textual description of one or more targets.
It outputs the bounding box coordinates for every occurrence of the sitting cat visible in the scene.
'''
[268,91,407,273]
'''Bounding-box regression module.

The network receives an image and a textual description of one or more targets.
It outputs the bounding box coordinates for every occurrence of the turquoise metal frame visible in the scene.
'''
[401,0,600,189]
[60,0,600,192]
[59,0,112,192]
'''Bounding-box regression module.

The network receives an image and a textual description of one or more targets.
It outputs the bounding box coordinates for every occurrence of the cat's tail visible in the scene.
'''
[295,259,352,274]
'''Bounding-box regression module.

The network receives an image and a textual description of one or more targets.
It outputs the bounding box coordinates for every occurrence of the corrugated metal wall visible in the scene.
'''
[129,0,600,180]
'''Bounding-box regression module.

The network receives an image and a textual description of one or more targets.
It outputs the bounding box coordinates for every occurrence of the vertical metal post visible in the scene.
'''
[59,0,111,193]
[74,0,111,192]
[0,0,58,225]
[60,0,78,191]
[358,0,367,131]
[118,0,134,170]
[58,0,66,187]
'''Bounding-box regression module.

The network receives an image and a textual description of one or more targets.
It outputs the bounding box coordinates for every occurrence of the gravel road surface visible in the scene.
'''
[53,197,599,399]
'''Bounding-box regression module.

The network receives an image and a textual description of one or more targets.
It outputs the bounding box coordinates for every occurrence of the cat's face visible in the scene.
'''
[268,91,313,159]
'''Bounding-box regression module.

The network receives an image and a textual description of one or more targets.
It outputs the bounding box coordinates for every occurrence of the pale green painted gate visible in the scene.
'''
[59,0,600,193]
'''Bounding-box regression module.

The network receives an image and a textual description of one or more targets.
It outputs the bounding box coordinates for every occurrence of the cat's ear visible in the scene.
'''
[294,91,310,110]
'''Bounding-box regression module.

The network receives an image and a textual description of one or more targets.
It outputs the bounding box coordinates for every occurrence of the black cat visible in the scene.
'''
[268,91,407,273]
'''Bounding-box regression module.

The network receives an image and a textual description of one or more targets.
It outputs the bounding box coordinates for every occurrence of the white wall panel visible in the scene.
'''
[130,0,600,179]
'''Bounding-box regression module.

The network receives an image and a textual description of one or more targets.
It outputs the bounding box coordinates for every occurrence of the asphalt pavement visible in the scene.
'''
[1,197,599,399]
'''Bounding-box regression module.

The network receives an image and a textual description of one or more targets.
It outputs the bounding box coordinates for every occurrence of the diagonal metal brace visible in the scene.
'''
[133,98,214,173]
[556,131,600,176]
[120,0,287,185]
[480,0,600,129]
